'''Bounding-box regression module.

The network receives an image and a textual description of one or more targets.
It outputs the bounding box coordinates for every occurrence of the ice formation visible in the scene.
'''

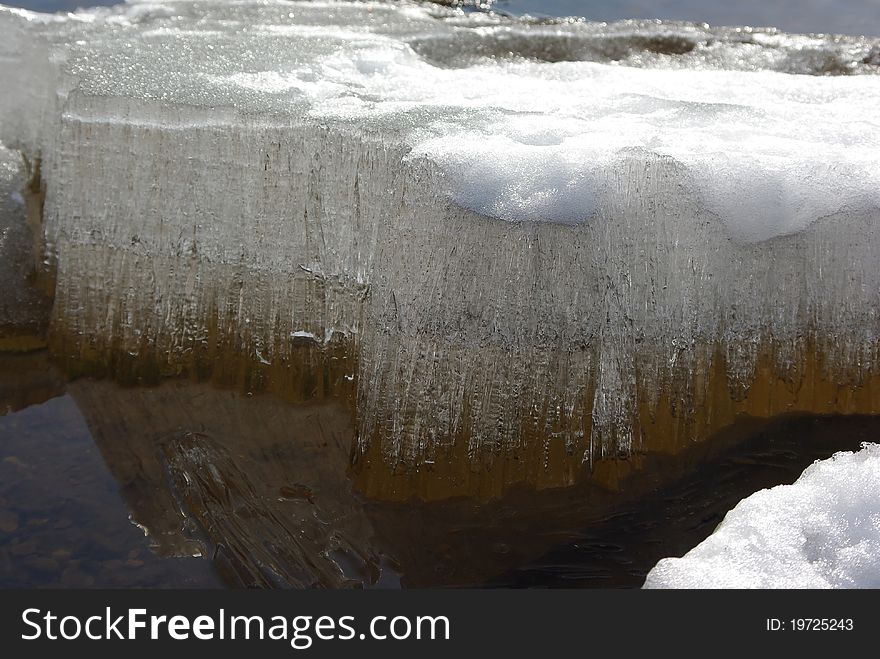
[0,0,879,496]
[644,442,880,588]
[0,144,50,350]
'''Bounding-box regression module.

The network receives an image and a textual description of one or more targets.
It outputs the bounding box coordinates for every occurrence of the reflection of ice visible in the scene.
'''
[69,378,378,588]
[0,385,219,587]
[70,376,653,588]
[127,515,149,537]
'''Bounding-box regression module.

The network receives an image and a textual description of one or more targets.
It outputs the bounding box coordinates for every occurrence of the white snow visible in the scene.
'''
[308,51,880,242]
[644,443,880,588]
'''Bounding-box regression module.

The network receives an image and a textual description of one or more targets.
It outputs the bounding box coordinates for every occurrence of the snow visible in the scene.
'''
[644,443,880,588]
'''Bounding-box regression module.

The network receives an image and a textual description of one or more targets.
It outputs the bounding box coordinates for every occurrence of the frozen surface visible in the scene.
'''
[644,443,880,588]
[0,1,879,480]
[3,1,879,242]
[0,143,49,346]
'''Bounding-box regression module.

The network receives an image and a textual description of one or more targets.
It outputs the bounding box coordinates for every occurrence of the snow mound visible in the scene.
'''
[644,443,880,588]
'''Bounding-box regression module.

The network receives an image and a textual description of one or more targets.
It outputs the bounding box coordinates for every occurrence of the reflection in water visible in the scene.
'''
[493,415,879,587]
[2,348,878,588]
[67,377,386,588]
[0,378,221,587]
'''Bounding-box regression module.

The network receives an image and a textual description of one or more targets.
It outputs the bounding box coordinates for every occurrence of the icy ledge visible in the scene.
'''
[0,1,879,497]
[644,443,880,589]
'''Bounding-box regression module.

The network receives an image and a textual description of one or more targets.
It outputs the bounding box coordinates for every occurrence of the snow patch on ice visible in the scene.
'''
[303,50,880,241]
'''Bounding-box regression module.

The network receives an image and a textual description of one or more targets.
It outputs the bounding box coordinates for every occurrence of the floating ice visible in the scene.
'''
[644,443,880,588]
[0,1,879,493]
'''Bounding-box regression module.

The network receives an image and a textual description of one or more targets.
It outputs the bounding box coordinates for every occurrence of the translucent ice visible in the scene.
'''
[0,143,50,349]
[0,1,879,494]
[644,443,880,588]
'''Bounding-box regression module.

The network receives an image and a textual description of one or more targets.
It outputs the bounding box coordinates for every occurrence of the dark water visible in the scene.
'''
[0,365,222,587]
[1,348,876,588]
[493,416,877,587]
[6,0,880,37]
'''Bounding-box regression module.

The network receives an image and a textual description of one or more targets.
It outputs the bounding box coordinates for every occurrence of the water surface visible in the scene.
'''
[7,1,880,37]
[2,349,876,588]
